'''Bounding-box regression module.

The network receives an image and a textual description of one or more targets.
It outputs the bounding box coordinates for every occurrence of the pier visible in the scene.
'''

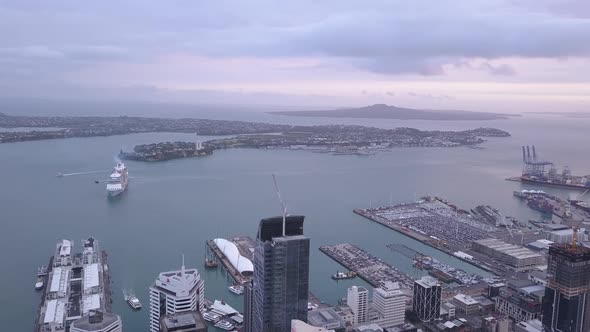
[34,238,113,332]
[206,239,249,285]
[320,243,414,289]
[354,198,506,276]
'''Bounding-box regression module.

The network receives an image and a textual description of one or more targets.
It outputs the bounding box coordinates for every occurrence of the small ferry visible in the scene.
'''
[124,290,142,310]
[56,173,64,177]
[35,277,44,290]
[228,284,244,295]
[214,319,235,331]
[331,270,357,280]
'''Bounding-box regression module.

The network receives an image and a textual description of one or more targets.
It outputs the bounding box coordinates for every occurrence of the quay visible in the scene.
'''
[34,238,113,332]
[206,239,249,285]
[319,243,414,289]
[354,198,502,275]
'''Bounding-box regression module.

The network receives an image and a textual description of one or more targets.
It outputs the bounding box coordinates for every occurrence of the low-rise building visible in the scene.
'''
[482,316,511,332]
[70,311,122,332]
[514,319,543,332]
[440,302,455,320]
[160,311,207,332]
[333,305,354,327]
[291,319,335,332]
[472,238,545,271]
[307,307,346,332]
[495,280,544,323]
[452,294,479,315]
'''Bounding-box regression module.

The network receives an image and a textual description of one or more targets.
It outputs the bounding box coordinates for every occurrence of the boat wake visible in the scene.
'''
[58,170,106,177]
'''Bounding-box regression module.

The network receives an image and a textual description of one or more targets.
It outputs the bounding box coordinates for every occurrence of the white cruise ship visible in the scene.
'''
[106,162,128,197]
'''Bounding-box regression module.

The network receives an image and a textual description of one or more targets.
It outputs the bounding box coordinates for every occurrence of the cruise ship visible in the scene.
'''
[106,162,128,197]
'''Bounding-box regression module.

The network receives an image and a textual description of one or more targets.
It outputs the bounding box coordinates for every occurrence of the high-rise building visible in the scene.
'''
[347,286,369,325]
[542,244,590,332]
[249,215,310,332]
[149,259,205,332]
[243,280,254,332]
[372,281,405,328]
[70,310,122,332]
[412,276,441,322]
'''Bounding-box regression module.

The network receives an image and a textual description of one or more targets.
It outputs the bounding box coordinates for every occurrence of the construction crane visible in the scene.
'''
[272,174,288,237]
[572,227,579,249]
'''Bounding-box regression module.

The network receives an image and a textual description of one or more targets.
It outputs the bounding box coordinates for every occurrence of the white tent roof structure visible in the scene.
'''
[213,238,253,275]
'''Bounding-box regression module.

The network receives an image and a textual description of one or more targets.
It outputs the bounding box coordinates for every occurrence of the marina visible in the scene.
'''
[387,244,484,286]
[34,238,113,332]
[319,243,414,289]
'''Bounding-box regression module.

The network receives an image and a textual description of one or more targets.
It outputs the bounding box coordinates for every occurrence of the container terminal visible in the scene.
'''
[34,238,114,332]
[507,145,590,190]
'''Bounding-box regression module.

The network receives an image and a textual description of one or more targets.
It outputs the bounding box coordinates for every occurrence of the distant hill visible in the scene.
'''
[270,104,516,121]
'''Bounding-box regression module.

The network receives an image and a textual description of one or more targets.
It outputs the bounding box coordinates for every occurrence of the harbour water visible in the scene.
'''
[1,104,589,331]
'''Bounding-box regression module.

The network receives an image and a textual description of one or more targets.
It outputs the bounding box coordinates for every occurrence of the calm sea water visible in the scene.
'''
[1,103,589,331]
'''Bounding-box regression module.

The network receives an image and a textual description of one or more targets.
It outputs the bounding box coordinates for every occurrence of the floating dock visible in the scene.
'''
[320,243,414,289]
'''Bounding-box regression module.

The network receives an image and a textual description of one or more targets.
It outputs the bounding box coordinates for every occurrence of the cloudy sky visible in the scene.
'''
[1,0,589,112]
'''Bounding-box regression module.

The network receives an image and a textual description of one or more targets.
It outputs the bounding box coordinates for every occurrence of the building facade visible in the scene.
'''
[452,294,479,315]
[372,282,405,328]
[542,244,590,332]
[347,286,369,325]
[242,280,254,332]
[495,280,544,323]
[149,261,205,332]
[248,215,310,332]
[412,276,441,322]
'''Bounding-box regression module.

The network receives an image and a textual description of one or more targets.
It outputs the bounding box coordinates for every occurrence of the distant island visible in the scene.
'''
[270,104,517,121]
[0,112,510,161]
[119,126,510,162]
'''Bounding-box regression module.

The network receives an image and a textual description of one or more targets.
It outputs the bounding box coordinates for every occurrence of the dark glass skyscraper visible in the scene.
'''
[413,276,442,322]
[244,215,310,332]
[542,244,590,332]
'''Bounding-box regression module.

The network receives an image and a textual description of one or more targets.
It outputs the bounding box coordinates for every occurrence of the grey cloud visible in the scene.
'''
[0,0,589,86]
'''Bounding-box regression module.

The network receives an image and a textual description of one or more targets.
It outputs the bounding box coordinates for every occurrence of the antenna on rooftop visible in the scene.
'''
[272,174,288,237]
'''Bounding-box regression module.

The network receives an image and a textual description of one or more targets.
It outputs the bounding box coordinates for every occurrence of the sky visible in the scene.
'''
[0,0,589,112]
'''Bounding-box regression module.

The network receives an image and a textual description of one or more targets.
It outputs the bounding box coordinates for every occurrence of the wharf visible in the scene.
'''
[354,203,500,276]
[319,243,413,289]
[34,238,112,332]
[206,239,248,285]
[34,256,54,332]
